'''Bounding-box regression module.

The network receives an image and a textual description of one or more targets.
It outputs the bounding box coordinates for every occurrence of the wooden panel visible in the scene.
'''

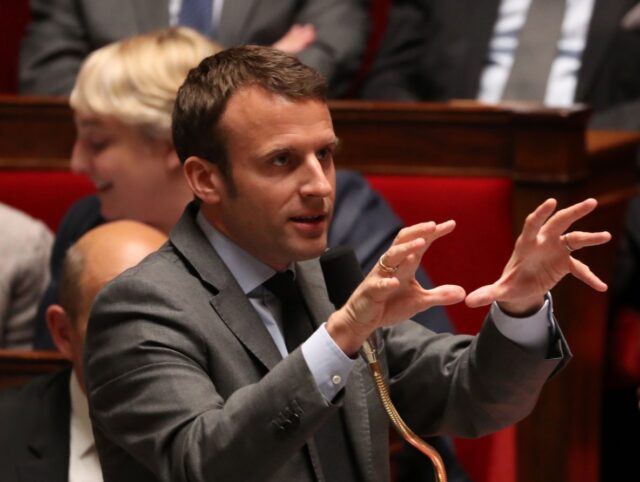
[0,350,68,390]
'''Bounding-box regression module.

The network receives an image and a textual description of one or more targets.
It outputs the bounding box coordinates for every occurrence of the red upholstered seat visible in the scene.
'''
[367,174,516,482]
[0,170,94,232]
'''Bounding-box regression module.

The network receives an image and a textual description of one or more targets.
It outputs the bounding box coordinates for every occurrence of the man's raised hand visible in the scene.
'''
[465,198,611,316]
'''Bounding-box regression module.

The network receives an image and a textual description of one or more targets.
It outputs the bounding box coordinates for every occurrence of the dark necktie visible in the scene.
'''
[502,0,566,101]
[178,0,213,37]
[263,271,360,482]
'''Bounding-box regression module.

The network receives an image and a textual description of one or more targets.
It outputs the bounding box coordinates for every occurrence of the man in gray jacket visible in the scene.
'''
[85,45,611,482]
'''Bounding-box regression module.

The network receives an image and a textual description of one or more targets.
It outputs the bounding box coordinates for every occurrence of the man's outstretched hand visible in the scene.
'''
[327,221,465,355]
[465,198,611,316]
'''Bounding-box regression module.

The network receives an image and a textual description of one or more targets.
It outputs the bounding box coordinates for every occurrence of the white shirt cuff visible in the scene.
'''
[490,293,556,355]
[301,323,357,402]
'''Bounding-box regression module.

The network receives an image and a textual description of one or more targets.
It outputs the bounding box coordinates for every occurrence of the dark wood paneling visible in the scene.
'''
[0,350,68,390]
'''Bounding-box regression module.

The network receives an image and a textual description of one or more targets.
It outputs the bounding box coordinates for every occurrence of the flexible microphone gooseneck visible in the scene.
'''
[320,246,447,482]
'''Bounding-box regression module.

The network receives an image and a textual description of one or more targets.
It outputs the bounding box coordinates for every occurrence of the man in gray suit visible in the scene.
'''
[84,45,611,482]
[19,0,367,97]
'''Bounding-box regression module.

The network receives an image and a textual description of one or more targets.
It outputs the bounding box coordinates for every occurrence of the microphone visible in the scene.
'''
[320,246,379,362]
[320,247,447,481]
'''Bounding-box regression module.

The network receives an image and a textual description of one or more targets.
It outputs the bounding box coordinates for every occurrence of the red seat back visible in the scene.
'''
[0,170,95,231]
[366,174,516,482]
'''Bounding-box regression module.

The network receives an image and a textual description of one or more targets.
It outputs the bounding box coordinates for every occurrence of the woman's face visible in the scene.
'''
[71,112,174,223]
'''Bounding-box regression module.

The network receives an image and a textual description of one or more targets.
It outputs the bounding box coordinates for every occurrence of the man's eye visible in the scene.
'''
[317,147,334,162]
[272,154,289,166]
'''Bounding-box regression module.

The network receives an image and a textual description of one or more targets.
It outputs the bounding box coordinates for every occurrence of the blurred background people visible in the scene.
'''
[0,202,52,349]
[19,0,369,98]
[0,220,167,482]
[362,0,640,130]
[32,26,219,348]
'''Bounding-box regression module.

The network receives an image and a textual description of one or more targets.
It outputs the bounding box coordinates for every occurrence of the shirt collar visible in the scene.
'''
[196,210,293,294]
[69,371,95,458]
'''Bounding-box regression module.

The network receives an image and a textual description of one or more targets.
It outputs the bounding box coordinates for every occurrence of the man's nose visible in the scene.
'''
[300,156,333,197]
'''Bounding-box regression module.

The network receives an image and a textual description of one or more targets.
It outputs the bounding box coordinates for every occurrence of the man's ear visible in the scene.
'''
[183,156,225,204]
[46,304,74,361]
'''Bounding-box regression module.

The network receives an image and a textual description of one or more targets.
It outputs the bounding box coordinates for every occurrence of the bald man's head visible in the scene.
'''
[59,221,167,323]
[48,220,167,391]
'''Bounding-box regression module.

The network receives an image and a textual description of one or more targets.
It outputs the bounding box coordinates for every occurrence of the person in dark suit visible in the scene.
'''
[83,45,609,482]
[362,0,640,130]
[0,220,167,482]
[19,0,368,97]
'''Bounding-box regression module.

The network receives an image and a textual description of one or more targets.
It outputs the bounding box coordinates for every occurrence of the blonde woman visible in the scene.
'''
[34,27,220,348]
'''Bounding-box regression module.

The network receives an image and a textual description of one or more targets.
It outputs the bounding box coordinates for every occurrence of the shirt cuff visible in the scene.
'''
[491,293,556,355]
[301,323,357,402]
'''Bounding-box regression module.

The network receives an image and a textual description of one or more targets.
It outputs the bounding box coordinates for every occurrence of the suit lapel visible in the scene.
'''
[18,371,71,482]
[576,0,634,101]
[131,0,170,32]
[170,203,283,371]
[217,0,260,44]
[296,260,378,480]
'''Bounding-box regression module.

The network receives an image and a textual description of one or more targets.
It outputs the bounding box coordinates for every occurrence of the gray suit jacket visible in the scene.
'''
[84,202,569,482]
[19,0,368,97]
[0,202,52,349]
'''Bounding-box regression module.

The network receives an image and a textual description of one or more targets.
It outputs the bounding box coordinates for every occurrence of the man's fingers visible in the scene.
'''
[399,284,466,319]
[395,220,456,246]
[393,222,436,245]
[569,258,608,292]
[363,276,401,302]
[544,198,598,237]
[381,220,457,278]
[464,283,500,308]
[563,231,611,251]
[520,198,557,243]
[423,284,466,307]
[381,238,426,272]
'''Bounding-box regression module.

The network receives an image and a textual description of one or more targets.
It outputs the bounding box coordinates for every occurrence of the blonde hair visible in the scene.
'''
[70,27,220,142]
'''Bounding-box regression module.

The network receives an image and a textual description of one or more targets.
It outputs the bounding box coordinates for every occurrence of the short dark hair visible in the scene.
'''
[58,245,86,324]
[172,45,327,182]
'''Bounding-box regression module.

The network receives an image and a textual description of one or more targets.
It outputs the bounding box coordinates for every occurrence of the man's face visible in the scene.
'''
[207,86,337,270]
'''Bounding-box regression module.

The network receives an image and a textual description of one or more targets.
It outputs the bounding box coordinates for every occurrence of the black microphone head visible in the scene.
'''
[320,245,364,309]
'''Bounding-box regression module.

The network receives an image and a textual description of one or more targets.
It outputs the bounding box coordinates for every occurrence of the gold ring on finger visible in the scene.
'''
[562,234,575,253]
[378,255,398,275]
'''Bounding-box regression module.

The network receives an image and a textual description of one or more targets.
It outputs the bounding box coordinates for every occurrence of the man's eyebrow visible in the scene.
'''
[257,137,340,159]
